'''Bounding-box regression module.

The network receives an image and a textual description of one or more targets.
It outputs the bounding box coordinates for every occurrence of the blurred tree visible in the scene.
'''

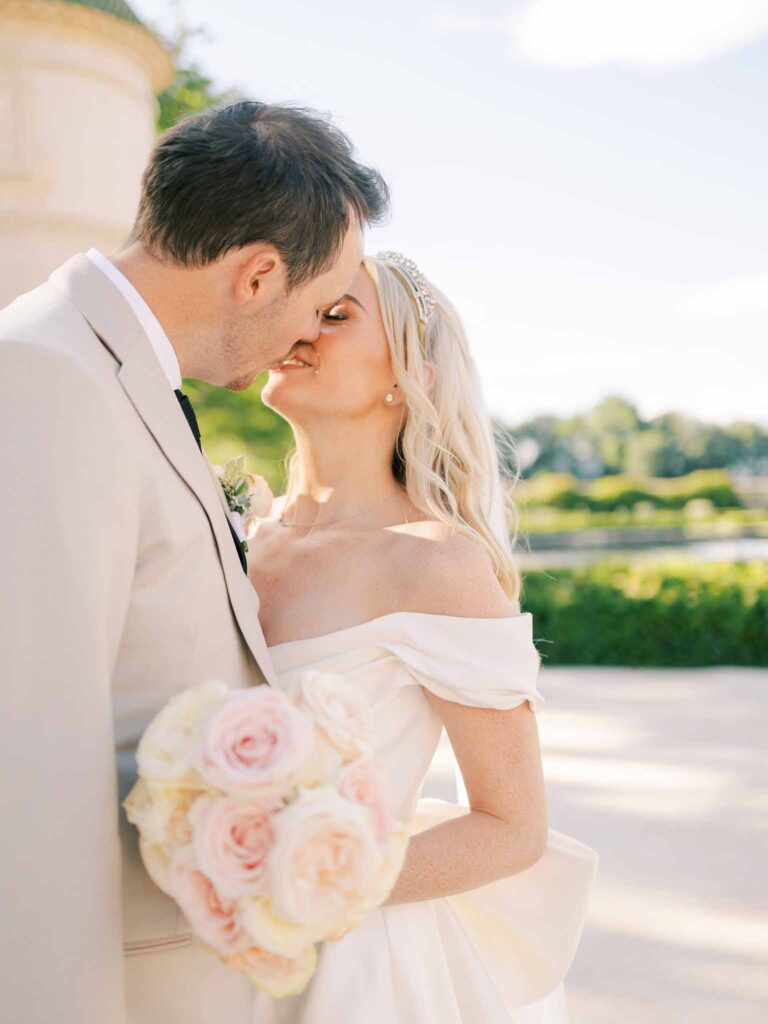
[506,397,768,482]
[500,414,573,476]
[584,395,641,474]
[728,421,768,474]
[149,5,244,132]
[625,428,674,477]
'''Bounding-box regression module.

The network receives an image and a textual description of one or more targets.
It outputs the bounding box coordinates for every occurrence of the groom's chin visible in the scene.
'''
[226,372,260,393]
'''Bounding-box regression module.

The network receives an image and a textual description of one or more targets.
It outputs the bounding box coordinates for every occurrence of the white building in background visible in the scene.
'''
[0,0,174,306]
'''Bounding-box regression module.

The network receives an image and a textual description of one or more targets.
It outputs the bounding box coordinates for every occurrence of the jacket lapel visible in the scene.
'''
[49,253,278,687]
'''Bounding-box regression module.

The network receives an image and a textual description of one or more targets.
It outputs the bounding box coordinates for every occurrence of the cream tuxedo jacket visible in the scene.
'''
[0,253,279,1023]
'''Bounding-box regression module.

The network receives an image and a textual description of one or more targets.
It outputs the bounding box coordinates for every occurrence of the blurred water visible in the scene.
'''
[517,537,768,568]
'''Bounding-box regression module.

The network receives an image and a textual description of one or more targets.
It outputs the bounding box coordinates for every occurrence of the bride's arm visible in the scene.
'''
[381,530,549,906]
[382,696,548,904]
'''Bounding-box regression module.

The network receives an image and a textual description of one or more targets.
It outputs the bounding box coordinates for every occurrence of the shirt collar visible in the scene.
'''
[85,247,182,390]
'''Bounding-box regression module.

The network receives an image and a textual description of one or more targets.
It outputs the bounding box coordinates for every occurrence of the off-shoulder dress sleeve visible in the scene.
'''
[388,612,545,712]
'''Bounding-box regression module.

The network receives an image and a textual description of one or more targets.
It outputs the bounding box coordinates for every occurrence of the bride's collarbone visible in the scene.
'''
[250,529,418,644]
[251,517,461,601]
[257,543,397,603]
[251,516,400,565]
[248,514,461,620]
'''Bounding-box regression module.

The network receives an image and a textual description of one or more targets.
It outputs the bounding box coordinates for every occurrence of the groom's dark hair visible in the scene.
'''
[130,100,389,289]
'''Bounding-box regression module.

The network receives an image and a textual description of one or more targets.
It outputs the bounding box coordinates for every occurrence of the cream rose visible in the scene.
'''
[239,894,325,958]
[190,794,276,900]
[297,672,373,762]
[323,824,409,941]
[123,777,200,848]
[297,728,344,788]
[361,822,410,911]
[267,785,381,932]
[123,778,204,897]
[242,473,274,538]
[226,944,318,999]
[195,687,315,801]
[213,458,274,542]
[137,681,229,785]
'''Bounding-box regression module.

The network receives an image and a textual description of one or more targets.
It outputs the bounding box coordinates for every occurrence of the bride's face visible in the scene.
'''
[262,264,399,424]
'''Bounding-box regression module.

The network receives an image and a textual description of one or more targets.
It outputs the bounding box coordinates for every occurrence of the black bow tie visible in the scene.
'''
[174,388,248,575]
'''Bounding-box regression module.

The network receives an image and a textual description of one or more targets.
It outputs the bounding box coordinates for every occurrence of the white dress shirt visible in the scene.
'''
[85,247,182,390]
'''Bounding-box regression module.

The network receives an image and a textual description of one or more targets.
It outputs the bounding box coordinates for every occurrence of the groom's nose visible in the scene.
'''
[301,313,323,344]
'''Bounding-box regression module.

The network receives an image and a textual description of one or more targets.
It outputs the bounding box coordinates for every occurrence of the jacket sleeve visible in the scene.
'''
[0,342,139,1023]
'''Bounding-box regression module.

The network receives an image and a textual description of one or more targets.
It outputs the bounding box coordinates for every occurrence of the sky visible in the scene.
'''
[132,0,768,429]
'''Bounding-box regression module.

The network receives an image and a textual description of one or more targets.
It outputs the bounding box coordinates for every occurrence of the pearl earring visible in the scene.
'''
[385,393,394,403]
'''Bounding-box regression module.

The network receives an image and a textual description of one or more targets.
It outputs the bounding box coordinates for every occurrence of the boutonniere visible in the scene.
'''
[213,455,273,552]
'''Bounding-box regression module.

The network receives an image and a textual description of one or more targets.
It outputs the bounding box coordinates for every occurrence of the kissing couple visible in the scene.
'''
[0,100,597,1024]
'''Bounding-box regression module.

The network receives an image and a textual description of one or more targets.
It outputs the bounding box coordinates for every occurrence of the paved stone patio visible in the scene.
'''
[422,666,768,1022]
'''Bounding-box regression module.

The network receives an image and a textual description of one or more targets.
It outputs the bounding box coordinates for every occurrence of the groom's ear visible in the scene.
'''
[230,244,286,307]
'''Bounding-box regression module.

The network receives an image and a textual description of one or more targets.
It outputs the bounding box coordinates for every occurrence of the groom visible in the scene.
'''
[0,100,388,1023]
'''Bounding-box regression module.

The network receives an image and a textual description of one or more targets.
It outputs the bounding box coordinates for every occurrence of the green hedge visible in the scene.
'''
[518,469,742,512]
[521,560,768,667]
[648,469,741,511]
[519,506,768,534]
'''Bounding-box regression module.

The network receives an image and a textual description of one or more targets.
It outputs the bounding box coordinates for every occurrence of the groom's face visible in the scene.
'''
[222,215,365,392]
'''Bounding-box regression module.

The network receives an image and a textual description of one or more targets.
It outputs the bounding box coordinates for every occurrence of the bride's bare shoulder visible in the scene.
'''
[384,519,514,618]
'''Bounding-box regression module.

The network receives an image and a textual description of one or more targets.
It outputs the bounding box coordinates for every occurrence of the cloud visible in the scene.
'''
[678,272,768,316]
[430,13,502,34]
[432,1,768,70]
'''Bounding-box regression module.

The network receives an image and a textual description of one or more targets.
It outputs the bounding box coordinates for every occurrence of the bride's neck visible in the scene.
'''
[286,422,402,512]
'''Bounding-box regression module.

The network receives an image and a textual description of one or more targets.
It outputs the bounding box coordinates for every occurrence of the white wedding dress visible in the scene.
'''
[251,611,599,1024]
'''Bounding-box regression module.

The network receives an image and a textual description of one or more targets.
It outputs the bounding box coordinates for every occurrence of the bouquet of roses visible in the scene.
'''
[122,673,409,997]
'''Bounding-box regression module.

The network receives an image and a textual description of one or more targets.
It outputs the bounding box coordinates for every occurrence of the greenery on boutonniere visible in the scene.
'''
[214,455,273,553]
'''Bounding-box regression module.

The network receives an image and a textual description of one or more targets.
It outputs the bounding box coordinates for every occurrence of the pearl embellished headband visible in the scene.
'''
[376,251,437,327]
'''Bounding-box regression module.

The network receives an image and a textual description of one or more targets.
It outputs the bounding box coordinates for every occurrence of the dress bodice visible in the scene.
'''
[267,611,545,820]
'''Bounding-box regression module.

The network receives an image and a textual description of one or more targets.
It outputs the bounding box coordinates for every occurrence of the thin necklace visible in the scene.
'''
[278,492,401,529]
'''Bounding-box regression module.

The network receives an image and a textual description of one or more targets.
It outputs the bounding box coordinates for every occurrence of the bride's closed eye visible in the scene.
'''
[323,305,349,322]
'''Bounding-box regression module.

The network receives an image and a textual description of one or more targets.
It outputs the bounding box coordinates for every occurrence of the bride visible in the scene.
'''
[245,251,598,1023]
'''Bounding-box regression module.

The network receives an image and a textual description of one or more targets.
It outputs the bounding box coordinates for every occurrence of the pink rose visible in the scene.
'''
[190,795,276,900]
[338,755,395,847]
[195,687,314,800]
[169,848,251,957]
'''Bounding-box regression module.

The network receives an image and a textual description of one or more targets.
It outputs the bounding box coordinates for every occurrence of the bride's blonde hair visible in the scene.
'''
[283,255,525,606]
